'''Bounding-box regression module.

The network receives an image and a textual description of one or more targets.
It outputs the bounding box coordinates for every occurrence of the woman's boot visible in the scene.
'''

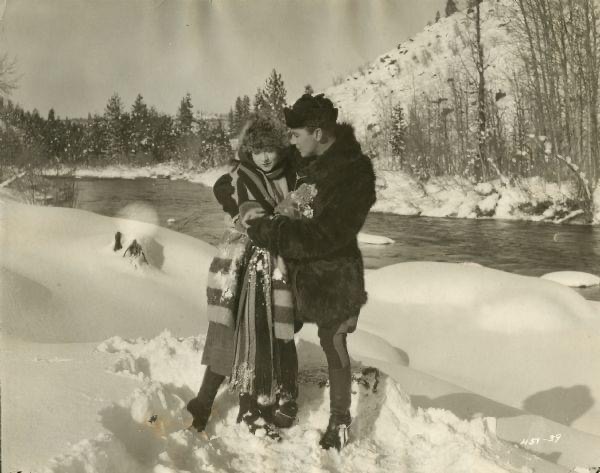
[237,393,281,440]
[187,367,225,432]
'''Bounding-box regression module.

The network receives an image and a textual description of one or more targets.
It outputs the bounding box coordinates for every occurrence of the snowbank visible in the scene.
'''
[373,170,586,224]
[1,202,215,343]
[541,271,600,288]
[362,262,600,438]
[44,163,228,188]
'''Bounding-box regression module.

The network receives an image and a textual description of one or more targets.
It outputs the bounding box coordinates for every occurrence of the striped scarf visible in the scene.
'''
[205,163,295,341]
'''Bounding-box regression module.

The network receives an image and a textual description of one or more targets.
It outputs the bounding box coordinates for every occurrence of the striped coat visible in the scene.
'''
[205,163,296,340]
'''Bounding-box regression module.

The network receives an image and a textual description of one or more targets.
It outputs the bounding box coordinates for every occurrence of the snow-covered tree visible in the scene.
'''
[389,103,407,170]
[104,93,129,159]
[130,94,151,155]
[254,69,287,121]
[177,93,194,135]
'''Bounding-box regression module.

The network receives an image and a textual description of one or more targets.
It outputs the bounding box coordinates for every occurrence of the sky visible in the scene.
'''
[0,0,444,118]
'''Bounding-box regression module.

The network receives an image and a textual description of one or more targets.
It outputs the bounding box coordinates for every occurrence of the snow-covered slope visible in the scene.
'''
[324,0,514,137]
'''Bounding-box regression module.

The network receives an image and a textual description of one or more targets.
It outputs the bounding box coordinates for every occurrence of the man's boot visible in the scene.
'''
[319,366,352,451]
[186,367,225,432]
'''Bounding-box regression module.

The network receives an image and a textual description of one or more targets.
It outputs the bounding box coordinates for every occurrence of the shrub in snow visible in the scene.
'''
[517,200,552,216]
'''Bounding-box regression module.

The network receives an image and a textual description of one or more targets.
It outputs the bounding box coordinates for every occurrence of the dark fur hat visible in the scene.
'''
[284,93,338,129]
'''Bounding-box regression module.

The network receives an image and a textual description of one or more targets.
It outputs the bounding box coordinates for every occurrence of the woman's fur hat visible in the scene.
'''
[237,113,289,163]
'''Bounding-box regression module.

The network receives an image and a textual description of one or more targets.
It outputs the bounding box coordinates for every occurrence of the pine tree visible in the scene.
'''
[177,93,194,135]
[45,108,63,159]
[131,94,150,154]
[304,84,314,95]
[227,107,235,136]
[389,103,407,170]
[83,114,108,159]
[445,0,458,16]
[241,95,251,120]
[254,87,268,114]
[104,93,127,159]
[256,69,287,121]
[233,96,244,134]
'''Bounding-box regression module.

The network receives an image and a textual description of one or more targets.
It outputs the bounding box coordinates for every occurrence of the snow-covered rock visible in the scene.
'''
[541,271,600,288]
[475,182,494,196]
[477,193,500,216]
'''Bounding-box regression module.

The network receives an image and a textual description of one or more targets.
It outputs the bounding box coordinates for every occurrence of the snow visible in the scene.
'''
[541,271,600,288]
[357,232,394,245]
[3,200,600,473]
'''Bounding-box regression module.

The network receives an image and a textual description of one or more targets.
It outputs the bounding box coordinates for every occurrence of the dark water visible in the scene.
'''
[61,177,600,300]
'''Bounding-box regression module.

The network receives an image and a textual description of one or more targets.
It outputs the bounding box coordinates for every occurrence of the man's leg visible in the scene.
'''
[317,317,357,450]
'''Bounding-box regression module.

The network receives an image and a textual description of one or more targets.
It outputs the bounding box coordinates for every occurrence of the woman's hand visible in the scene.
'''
[275,199,302,219]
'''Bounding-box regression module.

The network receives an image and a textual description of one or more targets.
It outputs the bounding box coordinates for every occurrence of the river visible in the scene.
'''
[61,176,600,300]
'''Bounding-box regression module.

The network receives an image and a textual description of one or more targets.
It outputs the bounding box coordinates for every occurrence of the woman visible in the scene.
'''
[187,114,299,439]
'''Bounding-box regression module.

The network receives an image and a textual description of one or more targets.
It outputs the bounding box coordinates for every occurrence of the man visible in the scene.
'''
[245,94,377,450]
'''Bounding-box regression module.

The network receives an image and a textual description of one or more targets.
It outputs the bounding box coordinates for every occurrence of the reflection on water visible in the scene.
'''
[61,177,600,301]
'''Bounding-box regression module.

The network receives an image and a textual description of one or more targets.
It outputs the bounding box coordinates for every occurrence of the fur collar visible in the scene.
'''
[305,123,367,183]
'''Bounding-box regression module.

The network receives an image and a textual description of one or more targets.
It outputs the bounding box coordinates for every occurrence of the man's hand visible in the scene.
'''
[241,207,267,228]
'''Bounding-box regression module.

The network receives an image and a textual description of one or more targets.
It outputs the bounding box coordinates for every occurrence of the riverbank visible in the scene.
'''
[35,162,600,225]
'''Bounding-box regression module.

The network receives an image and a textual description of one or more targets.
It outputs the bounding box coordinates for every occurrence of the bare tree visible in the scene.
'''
[0,53,17,97]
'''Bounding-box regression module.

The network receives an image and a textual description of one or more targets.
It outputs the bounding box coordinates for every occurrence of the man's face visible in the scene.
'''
[289,127,319,157]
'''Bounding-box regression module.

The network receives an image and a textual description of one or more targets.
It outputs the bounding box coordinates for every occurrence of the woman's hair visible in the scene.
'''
[237,113,289,165]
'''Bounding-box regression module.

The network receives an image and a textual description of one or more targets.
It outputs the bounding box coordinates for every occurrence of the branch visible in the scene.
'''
[555,209,584,224]
[0,171,26,188]
[555,154,592,200]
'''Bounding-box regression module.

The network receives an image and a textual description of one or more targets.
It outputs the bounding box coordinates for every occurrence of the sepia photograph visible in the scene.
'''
[1,0,600,471]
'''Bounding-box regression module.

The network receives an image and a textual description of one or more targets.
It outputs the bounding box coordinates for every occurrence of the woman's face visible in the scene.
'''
[252,151,281,172]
